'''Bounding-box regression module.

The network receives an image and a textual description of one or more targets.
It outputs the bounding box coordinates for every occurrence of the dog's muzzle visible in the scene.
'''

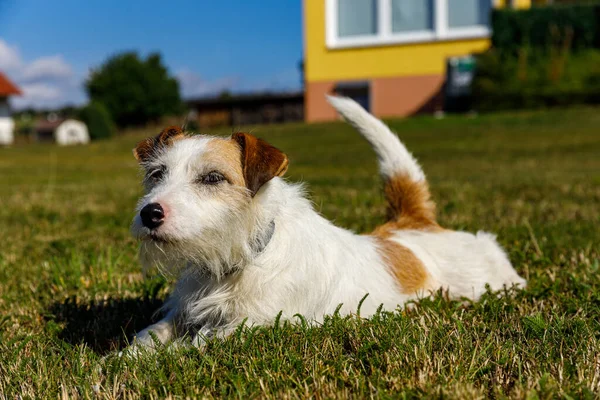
[140,203,165,229]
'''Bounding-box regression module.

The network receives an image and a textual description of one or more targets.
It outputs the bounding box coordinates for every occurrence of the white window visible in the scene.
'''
[391,0,434,34]
[327,0,493,49]
[448,0,490,28]
[338,0,378,37]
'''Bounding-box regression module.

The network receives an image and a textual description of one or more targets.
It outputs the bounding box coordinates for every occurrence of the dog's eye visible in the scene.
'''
[201,171,225,185]
[147,166,166,183]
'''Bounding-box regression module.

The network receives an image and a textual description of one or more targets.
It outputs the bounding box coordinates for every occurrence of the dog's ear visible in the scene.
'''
[133,126,185,162]
[232,132,288,196]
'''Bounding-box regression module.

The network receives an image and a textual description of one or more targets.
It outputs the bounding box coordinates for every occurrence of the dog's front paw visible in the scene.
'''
[119,343,152,359]
[132,328,158,348]
[119,328,166,358]
[131,315,176,349]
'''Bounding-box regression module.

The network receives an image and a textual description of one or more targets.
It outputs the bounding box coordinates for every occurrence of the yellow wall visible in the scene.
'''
[303,0,529,83]
[496,0,532,8]
[516,0,533,8]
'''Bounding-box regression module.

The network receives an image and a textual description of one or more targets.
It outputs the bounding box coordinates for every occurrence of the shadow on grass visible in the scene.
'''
[47,295,165,355]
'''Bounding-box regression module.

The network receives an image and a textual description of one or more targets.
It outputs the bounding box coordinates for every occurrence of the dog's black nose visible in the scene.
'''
[140,203,165,229]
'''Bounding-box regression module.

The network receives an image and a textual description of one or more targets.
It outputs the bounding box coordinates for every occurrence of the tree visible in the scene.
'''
[85,52,181,127]
[78,102,116,140]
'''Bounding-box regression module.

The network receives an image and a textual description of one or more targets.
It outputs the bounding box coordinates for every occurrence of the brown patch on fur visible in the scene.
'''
[203,139,245,187]
[375,237,430,294]
[382,174,441,231]
[232,132,288,196]
[133,126,186,162]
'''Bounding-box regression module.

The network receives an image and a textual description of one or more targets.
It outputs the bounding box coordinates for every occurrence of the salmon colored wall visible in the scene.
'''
[305,81,337,122]
[305,75,445,122]
[372,75,445,117]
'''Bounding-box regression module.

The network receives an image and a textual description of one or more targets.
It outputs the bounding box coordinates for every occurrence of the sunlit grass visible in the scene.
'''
[0,107,599,398]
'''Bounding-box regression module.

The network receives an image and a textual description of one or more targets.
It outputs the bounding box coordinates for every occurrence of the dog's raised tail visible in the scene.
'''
[327,96,437,229]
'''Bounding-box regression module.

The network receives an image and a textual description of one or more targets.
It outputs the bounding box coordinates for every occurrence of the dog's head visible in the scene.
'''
[131,126,288,277]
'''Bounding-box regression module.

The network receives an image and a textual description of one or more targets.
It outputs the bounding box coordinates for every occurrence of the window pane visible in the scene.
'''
[448,0,491,28]
[391,0,434,33]
[335,82,371,111]
[337,0,377,37]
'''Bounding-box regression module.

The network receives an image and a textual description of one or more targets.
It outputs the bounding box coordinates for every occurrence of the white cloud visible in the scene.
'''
[9,80,85,110]
[18,83,62,100]
[0,39,21,70]
[0,38,85,109]
[21,55,73,82]
[176,68,238,99]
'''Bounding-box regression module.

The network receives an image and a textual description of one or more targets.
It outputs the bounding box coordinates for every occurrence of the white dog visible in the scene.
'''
[130,96,525,348]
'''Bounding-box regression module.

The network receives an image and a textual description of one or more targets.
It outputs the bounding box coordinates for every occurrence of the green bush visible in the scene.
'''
[475,3,600,111]
[472,49,600,111]
[491,4,600,54]
[85,52,182,127]
[78,102,116,140]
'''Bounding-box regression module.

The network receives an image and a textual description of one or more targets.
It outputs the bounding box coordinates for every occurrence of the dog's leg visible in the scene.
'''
[132,310,177,348]
[190,326,212,348]
[112,311,178,358]
[190,324,235,348]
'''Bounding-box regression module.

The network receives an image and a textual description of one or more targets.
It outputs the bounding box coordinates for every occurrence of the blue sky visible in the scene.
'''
[0,0,303,109]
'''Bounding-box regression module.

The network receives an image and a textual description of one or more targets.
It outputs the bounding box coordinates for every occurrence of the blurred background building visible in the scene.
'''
[303,0,551,122]
[0,72,21,145]
[185,92,304,129]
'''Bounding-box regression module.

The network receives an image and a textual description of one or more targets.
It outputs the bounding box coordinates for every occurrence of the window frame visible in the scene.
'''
[326,0,494,50]
[333,80,372,112]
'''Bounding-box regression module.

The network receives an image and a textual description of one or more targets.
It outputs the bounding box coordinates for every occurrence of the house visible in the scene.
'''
[185,92,304,128]
[34,116,90,146]
[0,72,22,145]
[302,0,536,122]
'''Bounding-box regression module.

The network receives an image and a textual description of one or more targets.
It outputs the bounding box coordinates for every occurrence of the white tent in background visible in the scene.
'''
[35,116,90,146]
[55,119,90,146]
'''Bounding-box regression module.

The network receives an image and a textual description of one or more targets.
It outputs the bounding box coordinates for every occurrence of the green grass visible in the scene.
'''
[1,108,599,398]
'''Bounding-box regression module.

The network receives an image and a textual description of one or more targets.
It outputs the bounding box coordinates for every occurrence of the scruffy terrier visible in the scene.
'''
[130,97,525,349]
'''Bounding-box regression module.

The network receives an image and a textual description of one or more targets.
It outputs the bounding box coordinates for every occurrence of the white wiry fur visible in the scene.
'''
[327,95,425,182]
[130,97,526,350]
[133,138,260,280]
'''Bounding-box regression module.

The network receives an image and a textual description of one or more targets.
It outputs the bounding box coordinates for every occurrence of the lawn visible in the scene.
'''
[1,107,599,398]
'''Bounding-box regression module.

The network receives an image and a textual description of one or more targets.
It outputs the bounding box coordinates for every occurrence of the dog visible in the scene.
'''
[129,96,526,349]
